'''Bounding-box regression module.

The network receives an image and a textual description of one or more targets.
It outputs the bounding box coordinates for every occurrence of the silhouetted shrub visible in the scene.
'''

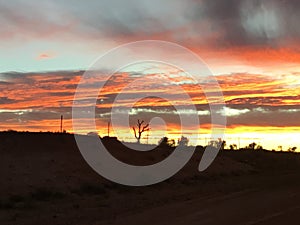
[158,137,175,147]
[178,136,189,146]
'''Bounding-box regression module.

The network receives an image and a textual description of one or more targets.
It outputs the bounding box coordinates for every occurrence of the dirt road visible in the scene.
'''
[105,184,300,225]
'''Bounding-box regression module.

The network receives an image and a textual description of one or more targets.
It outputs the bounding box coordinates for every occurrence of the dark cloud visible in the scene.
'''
[0,97,16,104]
[191,0,300,46]
[226,107,300,127]
[0,81,11,85]
[226,96,300,106]
[1,0,299,48]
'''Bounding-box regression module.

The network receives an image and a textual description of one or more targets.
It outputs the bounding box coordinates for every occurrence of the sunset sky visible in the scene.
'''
[1,0,300,150]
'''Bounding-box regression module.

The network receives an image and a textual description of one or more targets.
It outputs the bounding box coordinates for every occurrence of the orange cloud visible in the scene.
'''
[1,69,300,150]
[37,52,55,60]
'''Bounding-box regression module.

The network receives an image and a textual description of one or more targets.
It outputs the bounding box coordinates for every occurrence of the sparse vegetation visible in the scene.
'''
[229,144,238,150]
[242,142,264,151]
[207,138,225,150]
[178,136,189,146]
[158,137,175,147]
[288,146,297,152]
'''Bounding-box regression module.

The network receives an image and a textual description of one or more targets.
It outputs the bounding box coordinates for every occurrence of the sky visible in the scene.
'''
[1,0,300,150]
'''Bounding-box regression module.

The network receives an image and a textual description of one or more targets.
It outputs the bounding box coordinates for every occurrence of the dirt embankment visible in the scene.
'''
[1,132,300,225]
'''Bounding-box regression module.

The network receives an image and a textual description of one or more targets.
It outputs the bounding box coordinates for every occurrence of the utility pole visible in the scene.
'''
[60,115,63,133]
[107,120,111,137]
[146,128,150,144]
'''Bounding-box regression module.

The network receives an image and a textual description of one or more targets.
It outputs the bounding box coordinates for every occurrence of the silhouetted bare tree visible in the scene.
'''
[132,119,149,144]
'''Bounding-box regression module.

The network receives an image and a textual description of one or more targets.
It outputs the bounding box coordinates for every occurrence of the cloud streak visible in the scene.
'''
[1,70,300,132]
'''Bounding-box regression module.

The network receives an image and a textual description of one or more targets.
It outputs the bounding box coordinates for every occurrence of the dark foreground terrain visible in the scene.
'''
[1,132,300,225]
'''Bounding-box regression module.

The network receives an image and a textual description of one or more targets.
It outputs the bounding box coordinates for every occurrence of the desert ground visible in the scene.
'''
[1,132,300,225]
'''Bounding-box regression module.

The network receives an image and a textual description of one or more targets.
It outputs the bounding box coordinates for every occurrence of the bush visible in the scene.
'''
[158,137,175,147]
